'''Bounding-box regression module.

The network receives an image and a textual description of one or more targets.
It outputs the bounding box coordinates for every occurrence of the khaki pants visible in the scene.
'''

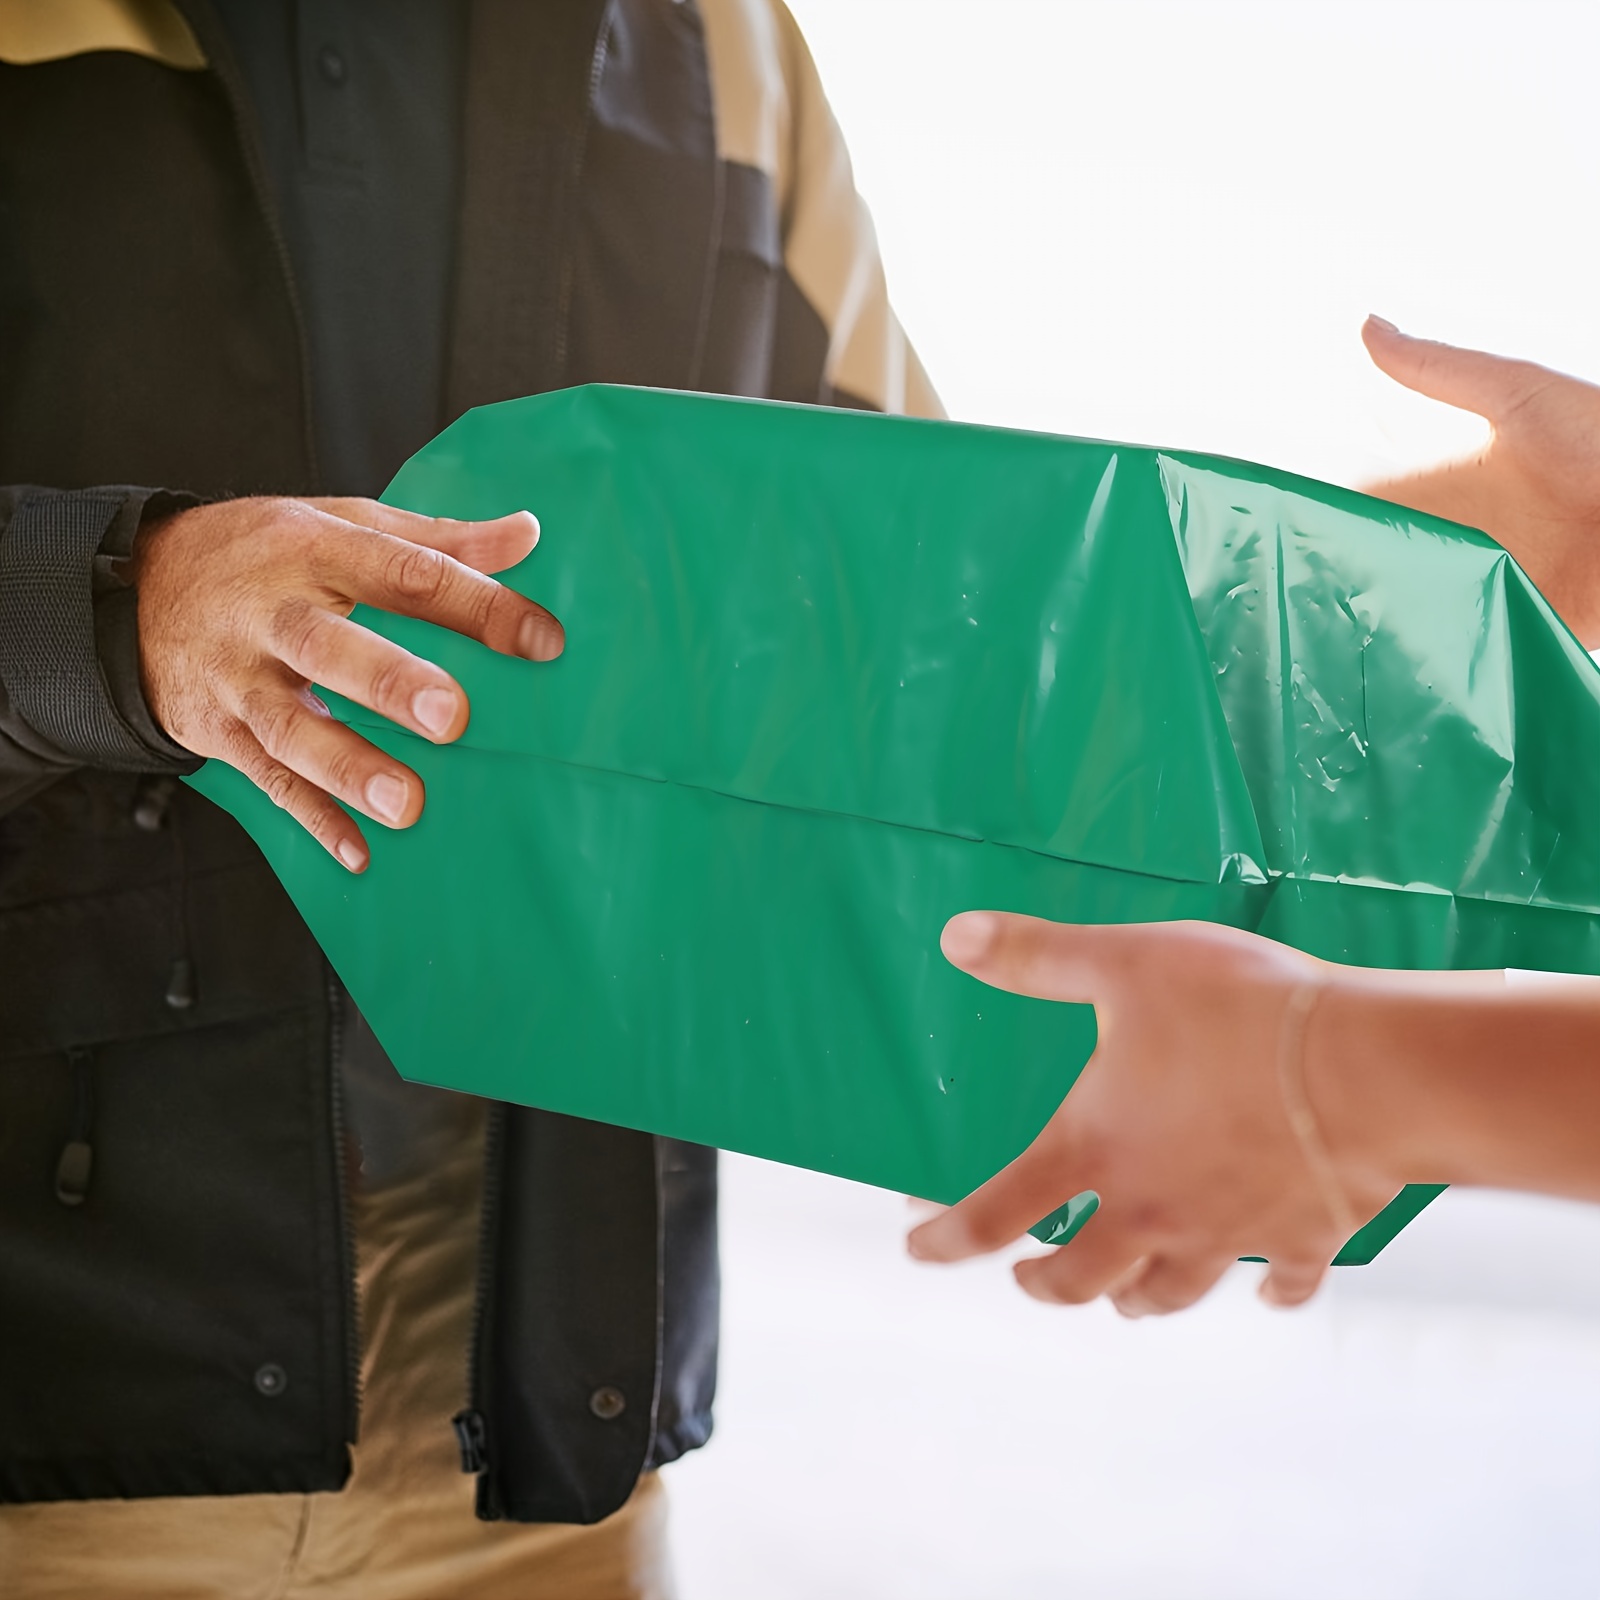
[0,1097,677,1600]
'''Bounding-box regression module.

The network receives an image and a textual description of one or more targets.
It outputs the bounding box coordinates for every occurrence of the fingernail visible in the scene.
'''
[412,685,458,738]
[1367,314,1399,334]
[336,838,368,873]
[907,1218,962,1263]
[517,613,564,662]
[365,773,408,825]
[940,911,996,967]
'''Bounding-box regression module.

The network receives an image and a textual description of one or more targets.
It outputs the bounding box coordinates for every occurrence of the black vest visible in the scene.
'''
[0,0,816,1521]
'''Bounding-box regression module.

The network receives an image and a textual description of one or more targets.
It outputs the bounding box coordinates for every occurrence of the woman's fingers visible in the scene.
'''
[269,606,471,744]
[941,911,1132,1004]
[1012,1223,1146,1306]
[1259,1255,1331,1309]
[235,681,424,831]
[1106,1250,1236,1318]
[1362,315,1556,425]
[913,910,1128,1266]
[942,914,1263,1004]
[909,1116,1100,1264]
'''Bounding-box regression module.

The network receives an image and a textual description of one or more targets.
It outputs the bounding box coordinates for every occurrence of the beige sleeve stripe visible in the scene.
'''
[0,0,204,68]
[698,0,943,419]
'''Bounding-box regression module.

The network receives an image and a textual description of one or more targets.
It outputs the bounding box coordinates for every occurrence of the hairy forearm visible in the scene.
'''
[1311,968,1600,1205]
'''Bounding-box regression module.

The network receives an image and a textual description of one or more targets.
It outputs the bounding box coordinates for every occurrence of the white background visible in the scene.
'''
[672,4,1600,1596]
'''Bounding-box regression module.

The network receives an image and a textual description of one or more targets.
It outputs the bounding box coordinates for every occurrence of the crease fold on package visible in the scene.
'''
[187,385,1600,1264]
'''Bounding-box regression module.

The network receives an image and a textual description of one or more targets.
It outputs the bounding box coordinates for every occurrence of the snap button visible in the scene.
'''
[54,1140,93,1207]
[254,1363,288,1397]
[164,957,196,1011]
[132,777,174,831]
[588,1385,626,1421]
[317,46,347,86]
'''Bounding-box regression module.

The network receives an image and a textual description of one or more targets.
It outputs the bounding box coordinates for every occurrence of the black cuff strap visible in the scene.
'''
[0,489,189,770]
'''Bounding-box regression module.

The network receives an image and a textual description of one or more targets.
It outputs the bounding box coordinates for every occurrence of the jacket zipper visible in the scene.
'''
[326,974,363,1444]
[549,3,615,385]
[453,1098,507,1515]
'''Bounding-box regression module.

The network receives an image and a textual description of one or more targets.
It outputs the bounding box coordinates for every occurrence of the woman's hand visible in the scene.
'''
[1362,317,1600,646]
[907,915,1400,1315]
[908,911,1600,1319]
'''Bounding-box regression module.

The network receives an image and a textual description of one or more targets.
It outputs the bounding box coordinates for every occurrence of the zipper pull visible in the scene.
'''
[56,1046,95,1207]
[452,1409,489,1474]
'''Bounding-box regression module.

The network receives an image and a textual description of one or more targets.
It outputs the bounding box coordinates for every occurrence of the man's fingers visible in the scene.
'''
[1106,1250,1235,1319]
[270,607,470,743]
[1012,1224,1146,1307]
[311,499,541,576]
[236,683,424,830]
[940,911,1126,1004]
[218,724,370,872]
[326,524,565,662]
[1362,315,1554,425]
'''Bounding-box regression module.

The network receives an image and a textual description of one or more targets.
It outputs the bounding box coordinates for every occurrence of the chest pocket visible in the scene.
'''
[0,772,324,1057]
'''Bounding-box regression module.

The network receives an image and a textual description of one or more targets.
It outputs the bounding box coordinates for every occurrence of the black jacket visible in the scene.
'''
[0,0,933,1522]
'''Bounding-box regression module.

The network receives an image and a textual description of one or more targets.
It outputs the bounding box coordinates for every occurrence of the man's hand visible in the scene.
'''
[1362,316,1600,646]
[906,914,1400,1317]
[133,495,563,871]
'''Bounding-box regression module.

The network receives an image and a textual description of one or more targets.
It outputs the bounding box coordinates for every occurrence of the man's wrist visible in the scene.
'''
[100,491,201,762]
[0,486,197,770]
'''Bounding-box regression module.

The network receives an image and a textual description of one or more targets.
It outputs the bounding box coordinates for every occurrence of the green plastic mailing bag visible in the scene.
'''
[189,385,1600,1264]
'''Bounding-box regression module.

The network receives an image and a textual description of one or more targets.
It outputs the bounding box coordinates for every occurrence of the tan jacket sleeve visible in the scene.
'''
[698,0,944,419]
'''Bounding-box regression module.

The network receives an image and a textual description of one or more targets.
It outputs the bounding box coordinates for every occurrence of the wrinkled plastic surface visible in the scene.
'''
[188,386,1600,1264]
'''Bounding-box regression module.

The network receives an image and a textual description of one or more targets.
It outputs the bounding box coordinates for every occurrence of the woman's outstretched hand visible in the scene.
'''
[1362,317,1600,646]
[907,913,1600,1318]
[906,916,1399,1316]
